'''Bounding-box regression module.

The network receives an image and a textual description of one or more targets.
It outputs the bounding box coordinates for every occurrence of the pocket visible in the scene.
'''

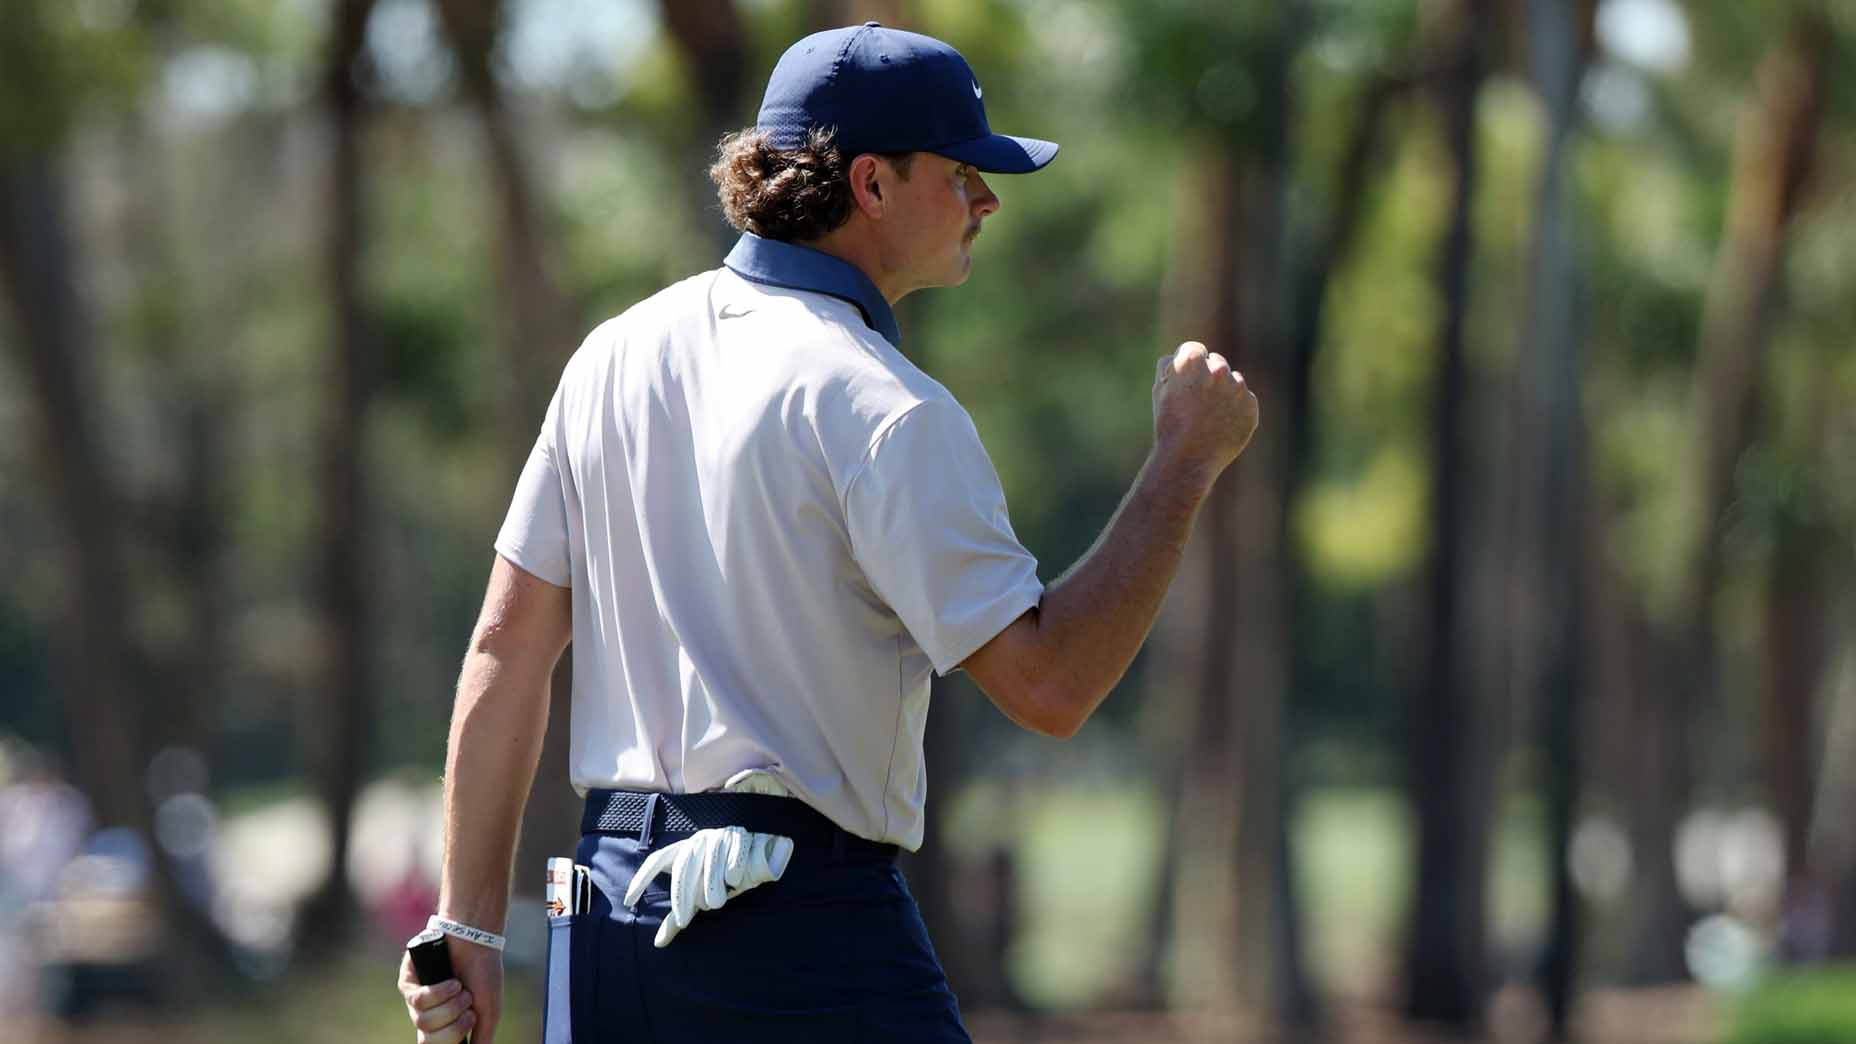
[542,915,575,1044]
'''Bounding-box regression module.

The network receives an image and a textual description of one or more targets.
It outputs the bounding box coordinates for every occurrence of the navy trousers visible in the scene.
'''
[543,825,971,1042]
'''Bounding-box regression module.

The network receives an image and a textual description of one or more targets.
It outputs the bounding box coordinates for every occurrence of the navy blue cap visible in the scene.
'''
[756,23,1058,174]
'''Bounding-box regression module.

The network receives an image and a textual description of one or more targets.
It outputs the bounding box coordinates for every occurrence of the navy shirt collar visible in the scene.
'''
[723,233,901,347]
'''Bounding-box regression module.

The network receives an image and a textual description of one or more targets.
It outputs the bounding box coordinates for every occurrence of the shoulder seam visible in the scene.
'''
[837,397,951,514]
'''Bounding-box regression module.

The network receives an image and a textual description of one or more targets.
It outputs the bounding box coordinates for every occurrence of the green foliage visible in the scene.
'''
[1296,442,1427,587]
[0,0,146,153]
[1725,966,1856,1044]
[370,160,498,436]
[1114,0,1291,145]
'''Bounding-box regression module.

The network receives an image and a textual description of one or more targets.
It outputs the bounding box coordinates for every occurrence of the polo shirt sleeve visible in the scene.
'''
[493,393,573,588]
[843,399,1044,675]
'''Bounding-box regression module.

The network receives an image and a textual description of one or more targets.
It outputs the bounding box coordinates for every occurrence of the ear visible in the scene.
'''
[847,154,887,219]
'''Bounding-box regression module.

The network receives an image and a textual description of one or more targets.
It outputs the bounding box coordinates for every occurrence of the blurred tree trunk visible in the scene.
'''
[0,162,144,835]
[1132,510,1207,1005]
[806,0,843,29]
[1220,157,1290,1018]
[1592,480,1672,978]
[113,112,228,765]
[1629,6,1829,983]
[1284,66,1410,488]
[1405,0,1493,1028]
[1754,40,1837,969]
[432,0,579,434]
[1163,122,1311,1022]
[0,158,147,833]
[1766,359,1840,961]
[1229,20,1316,1026]
[1621,640,1688,979]
[432,0,585,916]
[1765,526,1831,959]
[1166,145,1245,1007]
[301,0,379,955]
[1820,635,1856,957]
[659,0,750,251]
[1511,0,1590,1033]
[0,118,238,1004]
[807,0,906,31]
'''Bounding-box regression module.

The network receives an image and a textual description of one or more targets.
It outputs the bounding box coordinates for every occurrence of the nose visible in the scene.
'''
[969,171,1000,219]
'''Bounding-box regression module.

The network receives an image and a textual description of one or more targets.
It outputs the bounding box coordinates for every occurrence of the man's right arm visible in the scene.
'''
[399,554,571,1044]
[438,555,572,939]
[960,342,1258,738]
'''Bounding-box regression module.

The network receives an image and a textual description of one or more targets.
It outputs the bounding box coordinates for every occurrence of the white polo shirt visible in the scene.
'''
[494,233,1043,850]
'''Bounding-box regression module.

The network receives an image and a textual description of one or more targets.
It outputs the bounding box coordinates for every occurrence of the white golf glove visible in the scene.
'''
[620,769,796,948]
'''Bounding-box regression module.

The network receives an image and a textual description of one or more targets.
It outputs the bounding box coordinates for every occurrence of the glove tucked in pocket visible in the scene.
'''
[621,825,794,947]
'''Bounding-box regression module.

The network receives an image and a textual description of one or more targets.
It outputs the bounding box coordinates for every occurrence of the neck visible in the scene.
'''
[802,225,908,306]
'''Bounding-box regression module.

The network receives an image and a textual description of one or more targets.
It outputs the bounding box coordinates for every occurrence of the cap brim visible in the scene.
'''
[934,133,1059,173]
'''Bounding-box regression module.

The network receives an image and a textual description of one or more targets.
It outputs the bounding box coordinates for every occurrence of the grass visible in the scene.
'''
[223,947,541,1044]
[946,782,1554,1007]
[46,945,546,1044]
[1007,785,1167,1006]
[1724,965,1856,1044]
[1295,787,1413,996]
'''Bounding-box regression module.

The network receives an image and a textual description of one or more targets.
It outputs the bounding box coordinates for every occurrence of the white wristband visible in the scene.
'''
[427,915,506,952]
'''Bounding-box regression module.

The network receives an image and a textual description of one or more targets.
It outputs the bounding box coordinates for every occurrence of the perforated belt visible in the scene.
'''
[581,788,898,862]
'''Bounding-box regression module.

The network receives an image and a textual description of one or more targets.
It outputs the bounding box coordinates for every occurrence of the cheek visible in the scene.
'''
[947,187,971,231]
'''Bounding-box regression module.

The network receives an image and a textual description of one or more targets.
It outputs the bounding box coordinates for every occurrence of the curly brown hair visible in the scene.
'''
[710,127,912,243]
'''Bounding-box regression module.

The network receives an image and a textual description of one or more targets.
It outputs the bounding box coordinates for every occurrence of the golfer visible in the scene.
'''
[398,22,1257,1044]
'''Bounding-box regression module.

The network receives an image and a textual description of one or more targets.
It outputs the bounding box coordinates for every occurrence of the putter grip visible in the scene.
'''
[407,927,456,983]
[406,928,470,1044]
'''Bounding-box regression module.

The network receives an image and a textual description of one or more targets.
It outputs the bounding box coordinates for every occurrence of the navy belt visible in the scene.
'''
[581,788,898,862]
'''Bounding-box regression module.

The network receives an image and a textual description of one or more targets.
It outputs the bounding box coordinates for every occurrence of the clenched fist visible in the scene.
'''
[1152,340,1260,483]
[398,938,501,1044]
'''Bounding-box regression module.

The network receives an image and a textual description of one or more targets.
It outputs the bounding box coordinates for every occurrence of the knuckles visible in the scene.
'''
[1151,340,1262,468]
[1174,341,1209,367]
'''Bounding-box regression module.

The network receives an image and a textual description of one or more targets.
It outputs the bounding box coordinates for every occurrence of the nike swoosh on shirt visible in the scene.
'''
[718,305,755,319]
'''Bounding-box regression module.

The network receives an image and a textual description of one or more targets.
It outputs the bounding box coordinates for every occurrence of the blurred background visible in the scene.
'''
[2,0,1854,1041]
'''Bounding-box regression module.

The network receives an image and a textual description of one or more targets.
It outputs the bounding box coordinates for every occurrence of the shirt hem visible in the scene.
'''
[929,578,1044,678]
[492,539,571,588]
